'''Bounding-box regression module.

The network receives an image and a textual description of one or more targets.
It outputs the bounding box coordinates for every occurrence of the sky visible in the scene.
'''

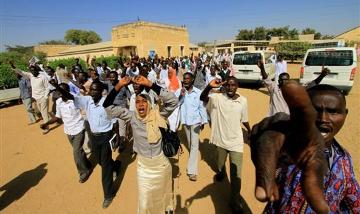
[0,0,359,52]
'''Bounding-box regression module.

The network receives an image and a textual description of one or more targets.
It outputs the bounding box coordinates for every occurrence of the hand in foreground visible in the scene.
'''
[133,75,153,88]
[209,79,226,88]
[250,81,329,214]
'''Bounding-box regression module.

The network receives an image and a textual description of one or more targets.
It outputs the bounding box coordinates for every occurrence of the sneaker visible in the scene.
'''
[188,174,197,182]
[102,197,114,209]
[79,169,92,183]
[113,160,121,180]
[42,128,50,135]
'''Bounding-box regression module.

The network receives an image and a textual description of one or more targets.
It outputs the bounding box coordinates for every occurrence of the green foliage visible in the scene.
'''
[48,58,87,71]
[0,51,46,89]
[236,26,328,41]
[39,40,69,45]
[65,29,102,45]
[275,42,313,62]
[0,54,26,89]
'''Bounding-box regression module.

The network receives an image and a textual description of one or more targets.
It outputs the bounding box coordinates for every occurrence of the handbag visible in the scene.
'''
[160,125,181,157]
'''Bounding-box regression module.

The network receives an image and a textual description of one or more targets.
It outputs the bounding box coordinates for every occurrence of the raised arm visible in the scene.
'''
[200,79,226,104]
[257,60,268,80]
[49,79,74,100]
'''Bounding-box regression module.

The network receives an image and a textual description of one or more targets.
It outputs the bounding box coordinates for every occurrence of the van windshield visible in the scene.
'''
[305,50,353,66]
[233,53,261,65]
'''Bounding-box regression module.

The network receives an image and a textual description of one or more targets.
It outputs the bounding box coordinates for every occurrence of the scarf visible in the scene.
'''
[135,94,167,144]
[168,67,180,92]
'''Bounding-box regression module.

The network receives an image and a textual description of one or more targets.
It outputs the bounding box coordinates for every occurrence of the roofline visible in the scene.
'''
[335,26,360,38]
[112,21,187,31]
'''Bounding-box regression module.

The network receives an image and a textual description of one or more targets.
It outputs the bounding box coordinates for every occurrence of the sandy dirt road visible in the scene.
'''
[1,64,359,214]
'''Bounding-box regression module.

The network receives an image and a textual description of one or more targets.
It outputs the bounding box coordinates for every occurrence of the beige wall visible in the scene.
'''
[112,21,190,58]
[47,49,114,61]
[336,27,360,43]
[34,45,76,57]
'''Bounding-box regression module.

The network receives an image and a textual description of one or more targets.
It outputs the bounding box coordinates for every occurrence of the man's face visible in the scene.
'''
[109,73,118,86]
[223,62,228,69]
[89,83,103,103]
[30,67,39,77]
[135,95,149,118]
[225,79,238,98]
[78,73,88,84]
[133,83,144,94]
[278,74,290,87]
[182,74,193,89]
[311,91,347,146]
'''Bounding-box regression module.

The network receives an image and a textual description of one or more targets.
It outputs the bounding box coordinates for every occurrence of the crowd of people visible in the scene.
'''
[9,52,359,214]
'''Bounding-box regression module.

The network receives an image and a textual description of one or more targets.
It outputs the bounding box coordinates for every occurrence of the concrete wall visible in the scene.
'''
[34,45,76,57]
[47,49,114,61]
[112,21,190,58]
[336,26,360,43]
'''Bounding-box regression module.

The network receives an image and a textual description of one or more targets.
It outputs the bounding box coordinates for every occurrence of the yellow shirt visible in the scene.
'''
[207,93,248,152]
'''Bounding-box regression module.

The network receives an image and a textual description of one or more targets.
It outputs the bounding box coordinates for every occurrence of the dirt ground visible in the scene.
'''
[1,64,359,214]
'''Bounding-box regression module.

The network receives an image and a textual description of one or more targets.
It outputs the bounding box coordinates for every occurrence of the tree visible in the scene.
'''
[64,29,102,45]
[39,40,69,45]
[253,27,267,40]
[302,28,322,39]
[236,29,254,40]
[275,42,313,62]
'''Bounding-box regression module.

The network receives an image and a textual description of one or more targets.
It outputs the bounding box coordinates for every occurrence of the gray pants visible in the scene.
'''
[216,146,243,202]
[67,130,91,175]
[117,118,126,137]
[183,124,201,175]
[36,97,50,123]
[22,98,36,123]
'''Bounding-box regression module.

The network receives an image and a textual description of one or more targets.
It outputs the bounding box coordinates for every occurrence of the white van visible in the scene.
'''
[232,51,276,84]
[300,47,357,94]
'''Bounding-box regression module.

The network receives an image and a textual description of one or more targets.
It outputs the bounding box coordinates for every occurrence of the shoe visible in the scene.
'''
[42,128,50,135]
[79,169,92,183]
[113,160,121,180]
[188,174,197,182]
[214,171,226,182]
[102,197,114,209]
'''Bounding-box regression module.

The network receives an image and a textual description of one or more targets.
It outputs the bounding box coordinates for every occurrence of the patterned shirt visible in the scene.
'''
[264,140,360,214]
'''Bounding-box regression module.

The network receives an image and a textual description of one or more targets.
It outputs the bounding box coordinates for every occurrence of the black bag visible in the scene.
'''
[160,126,181,157]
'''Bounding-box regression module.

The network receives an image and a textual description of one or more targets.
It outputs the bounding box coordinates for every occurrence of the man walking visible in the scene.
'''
[17,73,37,124]
[200,77,251,213]
[179,72,208,181]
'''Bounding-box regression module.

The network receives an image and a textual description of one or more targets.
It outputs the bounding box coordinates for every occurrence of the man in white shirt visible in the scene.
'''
[275,55,287,83]
[200,76,251,213]
[40,83,92,183]
[11,62,50,134]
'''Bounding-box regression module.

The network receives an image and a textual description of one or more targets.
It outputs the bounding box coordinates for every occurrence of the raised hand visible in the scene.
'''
[321,66,330,76]
[250,81,329,214]
[114,76,132,91]
[133,75,153,88]
[209,79,226,88]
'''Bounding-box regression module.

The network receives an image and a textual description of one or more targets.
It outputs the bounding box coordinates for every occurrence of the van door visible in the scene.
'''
[304,49,354,84]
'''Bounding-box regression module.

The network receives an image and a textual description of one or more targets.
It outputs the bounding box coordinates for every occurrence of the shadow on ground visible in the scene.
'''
[0,163,48,211]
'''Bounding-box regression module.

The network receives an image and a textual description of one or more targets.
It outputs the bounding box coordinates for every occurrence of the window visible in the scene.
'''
[305,50,353,66]
[180,46,184,57]
[167,46,172,58]
[233,53,262,65]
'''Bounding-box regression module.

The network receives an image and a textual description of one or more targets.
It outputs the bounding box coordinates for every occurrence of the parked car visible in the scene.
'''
[0,87,20,103]
[299,47,357,94]
[232,50,276,85]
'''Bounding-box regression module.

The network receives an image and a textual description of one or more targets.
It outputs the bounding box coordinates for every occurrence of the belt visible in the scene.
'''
[91,130,112,136]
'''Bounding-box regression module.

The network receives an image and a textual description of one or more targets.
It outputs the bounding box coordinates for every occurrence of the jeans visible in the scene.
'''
[183,124,201,175]
[22,98,36,123]
[67,130,92,175]
[90,130,115,199]
[216,146,243,203]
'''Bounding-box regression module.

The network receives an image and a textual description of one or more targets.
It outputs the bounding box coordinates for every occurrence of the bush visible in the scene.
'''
[0,51,37,89]
[275,42,313,62]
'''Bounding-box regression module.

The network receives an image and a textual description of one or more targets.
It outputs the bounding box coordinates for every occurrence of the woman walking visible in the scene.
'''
[103,75,178,214]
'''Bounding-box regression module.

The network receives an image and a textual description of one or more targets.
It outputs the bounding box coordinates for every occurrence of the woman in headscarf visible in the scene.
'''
[103,75,178,214]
